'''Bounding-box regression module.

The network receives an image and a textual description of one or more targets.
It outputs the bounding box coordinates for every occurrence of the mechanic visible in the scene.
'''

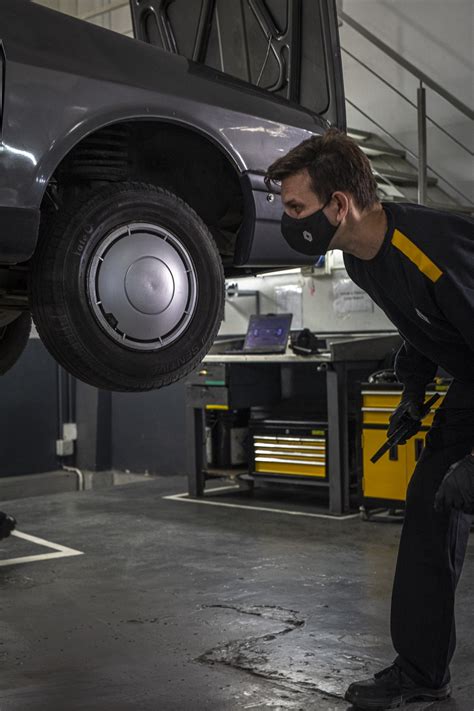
[265,128,474,710]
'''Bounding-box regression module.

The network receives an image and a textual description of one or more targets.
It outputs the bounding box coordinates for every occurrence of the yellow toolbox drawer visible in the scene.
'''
[362,428,408,501]
[251,428,328,479]
[361,390,444,426]
[406,431,428,487]
[362,428,429,502]
[255,459,326,478]
[362,392,403,408]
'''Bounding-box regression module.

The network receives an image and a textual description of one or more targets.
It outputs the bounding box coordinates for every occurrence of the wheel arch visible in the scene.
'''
[39,115,246,262]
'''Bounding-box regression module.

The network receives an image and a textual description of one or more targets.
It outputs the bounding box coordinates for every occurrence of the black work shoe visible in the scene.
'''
[0,512,16,540]
[344,663,451,710]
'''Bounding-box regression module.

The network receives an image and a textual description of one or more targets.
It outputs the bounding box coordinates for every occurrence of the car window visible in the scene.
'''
[136,0,329,116]
[32,0,133,37]
[33,1,329,115]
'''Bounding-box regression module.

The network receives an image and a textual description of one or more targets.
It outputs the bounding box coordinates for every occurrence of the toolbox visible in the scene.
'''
[359,382,447,511]
[249,419,329,482]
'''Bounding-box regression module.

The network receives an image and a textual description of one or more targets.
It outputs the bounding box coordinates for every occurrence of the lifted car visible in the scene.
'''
[0,0,345,390]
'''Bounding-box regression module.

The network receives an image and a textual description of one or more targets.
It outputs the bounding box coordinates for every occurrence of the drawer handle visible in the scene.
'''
[255,456,324,466]
[255,449,325,459]
[415,439,424,461]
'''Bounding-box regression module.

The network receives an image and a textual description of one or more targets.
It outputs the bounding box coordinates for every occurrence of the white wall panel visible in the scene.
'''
[340,0,473,202]
[220,265,395,337]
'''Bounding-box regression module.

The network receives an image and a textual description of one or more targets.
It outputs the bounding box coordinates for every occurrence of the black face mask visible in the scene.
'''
[280,198,338,257]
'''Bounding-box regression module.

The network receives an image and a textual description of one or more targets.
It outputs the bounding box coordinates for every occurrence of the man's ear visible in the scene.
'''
[330,191,350,223]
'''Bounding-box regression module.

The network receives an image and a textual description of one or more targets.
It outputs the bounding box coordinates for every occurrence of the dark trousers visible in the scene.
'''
[391,380,473,688]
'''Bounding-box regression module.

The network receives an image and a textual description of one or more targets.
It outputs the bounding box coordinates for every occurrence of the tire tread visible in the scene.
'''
[30,182,224,391]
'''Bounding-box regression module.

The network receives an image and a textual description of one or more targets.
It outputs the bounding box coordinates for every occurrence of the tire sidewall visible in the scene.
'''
[42,186,223,383]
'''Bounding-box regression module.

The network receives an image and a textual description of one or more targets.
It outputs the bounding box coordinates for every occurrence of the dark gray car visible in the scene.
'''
[0,0,345,390]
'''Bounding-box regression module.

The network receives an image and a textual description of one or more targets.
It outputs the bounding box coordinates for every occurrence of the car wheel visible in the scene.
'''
[30,182,224,391]
[0,312,31,375]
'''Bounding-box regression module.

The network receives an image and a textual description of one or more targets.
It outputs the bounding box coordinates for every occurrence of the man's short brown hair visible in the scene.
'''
[265,128,378,210]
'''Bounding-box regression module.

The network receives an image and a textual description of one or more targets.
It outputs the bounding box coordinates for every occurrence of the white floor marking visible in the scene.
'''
[0,530,84,568]
[164,487,359,521]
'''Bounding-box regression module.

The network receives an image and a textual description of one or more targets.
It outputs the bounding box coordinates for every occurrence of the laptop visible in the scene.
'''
[227,313,293,355]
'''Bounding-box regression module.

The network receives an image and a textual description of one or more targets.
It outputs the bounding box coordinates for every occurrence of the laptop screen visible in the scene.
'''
[243,313,293,353]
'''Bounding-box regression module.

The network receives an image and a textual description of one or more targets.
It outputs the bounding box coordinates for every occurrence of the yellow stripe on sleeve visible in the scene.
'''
[391,229,443,283]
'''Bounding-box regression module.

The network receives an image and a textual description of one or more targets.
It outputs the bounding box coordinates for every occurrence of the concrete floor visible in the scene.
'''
[0,476,472,711]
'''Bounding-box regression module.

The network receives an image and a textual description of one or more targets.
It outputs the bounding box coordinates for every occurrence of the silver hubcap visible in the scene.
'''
[88,223,198,351]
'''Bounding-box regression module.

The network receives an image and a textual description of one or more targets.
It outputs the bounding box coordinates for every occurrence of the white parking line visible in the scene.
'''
[0,531,84,568]
[164,488,359,521]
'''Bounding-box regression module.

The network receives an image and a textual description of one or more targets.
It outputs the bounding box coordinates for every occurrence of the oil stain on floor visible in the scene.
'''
[198,603,456,711]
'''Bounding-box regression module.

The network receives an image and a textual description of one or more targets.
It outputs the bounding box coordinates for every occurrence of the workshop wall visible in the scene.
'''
[0,338,58,477]
[1,340,187,478]
[340,0,473,203]
[110,382,187,476]
[34,0,133,35]
[220,259,396,337]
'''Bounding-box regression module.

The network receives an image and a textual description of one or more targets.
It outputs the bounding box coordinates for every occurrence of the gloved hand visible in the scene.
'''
[435,455,474,514]
[0,511,16,540]
[387,388,425,443]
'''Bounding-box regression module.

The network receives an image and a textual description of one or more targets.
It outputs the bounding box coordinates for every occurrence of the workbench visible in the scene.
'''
[186,334,401,515]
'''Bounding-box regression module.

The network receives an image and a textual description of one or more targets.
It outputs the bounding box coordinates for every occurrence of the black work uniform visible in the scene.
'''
[344,202,474,689]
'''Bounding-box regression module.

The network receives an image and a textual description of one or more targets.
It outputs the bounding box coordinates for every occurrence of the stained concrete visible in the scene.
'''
[0,476,472,711]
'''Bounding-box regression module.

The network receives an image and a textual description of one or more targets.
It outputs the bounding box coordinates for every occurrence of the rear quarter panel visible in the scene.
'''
[1,0,326,266]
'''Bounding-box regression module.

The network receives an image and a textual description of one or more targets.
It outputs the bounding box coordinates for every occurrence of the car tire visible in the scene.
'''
[30,182,224,391]
[0,313,32,375]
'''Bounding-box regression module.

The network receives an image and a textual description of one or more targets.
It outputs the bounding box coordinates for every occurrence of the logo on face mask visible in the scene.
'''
[280,196,339,257]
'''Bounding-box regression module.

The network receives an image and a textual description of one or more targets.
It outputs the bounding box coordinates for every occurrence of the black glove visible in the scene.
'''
[387,388,425,443]
[0,511,16,540]
[434,455,474,514]
[290,329,321,356]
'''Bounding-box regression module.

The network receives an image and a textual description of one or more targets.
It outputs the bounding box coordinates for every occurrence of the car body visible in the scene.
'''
[0,0,345,389]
